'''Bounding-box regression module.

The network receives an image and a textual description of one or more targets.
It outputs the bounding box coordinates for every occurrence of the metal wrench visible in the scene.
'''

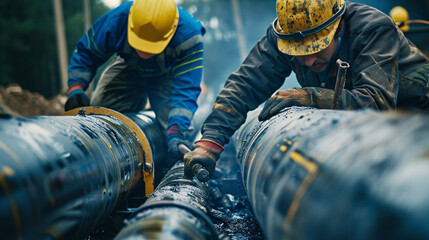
[178,144,210,183]
[332,59,350,109]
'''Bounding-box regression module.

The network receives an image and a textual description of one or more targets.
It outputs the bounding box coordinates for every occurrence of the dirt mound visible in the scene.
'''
[0,84,66,117]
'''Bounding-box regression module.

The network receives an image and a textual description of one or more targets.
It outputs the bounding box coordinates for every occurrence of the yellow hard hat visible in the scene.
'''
[273,0,345,56]
[389,6,409,32]
[128,0,179,54]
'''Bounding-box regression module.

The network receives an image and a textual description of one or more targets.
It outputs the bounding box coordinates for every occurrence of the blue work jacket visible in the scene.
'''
[68,1,205,131]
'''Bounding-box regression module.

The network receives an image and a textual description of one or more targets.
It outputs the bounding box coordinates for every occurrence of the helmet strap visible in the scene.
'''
[272,1,346,41]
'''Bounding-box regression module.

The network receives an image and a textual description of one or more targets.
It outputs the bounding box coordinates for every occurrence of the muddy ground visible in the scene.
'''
[0,84,66,117]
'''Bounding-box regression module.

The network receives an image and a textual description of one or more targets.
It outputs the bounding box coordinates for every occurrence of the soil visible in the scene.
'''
[0,84,66,117]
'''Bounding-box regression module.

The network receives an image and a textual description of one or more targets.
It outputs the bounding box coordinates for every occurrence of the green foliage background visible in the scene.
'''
[0,0,110,98]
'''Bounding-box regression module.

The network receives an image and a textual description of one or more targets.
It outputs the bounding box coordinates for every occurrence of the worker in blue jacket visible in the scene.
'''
[65,0,205,165]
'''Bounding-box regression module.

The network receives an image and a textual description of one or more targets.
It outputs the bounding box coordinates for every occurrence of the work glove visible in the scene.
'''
[166,125,194,169]
[183,139,224,180]
[258,87,334,121]
[64,84,90,111]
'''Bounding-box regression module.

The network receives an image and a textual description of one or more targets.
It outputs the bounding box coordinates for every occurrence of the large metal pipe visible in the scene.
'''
[233,107,429,239]
[114,161,218,240]
[0,107,164,240]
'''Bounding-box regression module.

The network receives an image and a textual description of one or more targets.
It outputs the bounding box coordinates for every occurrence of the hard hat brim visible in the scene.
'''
[127,9,179,55]
[277,17,342,56]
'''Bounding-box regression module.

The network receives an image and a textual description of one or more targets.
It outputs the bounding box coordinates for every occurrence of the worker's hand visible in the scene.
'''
[258,87,333,121]
[183,139,224,180]
[64,84,90,111]
[167,137,193,165]
[166,125,193,168]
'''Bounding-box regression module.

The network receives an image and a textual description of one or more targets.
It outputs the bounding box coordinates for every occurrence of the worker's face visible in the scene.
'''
[295,38,338,72]
[136,50,155,59]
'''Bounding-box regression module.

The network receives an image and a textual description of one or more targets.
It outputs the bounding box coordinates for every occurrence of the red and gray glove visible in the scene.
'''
[166,125,193,169]
[183,139,224,180]
[64,84,90,111]
[258,87,334,121]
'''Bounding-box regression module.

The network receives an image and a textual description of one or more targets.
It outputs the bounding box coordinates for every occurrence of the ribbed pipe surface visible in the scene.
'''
[0,109,161,239]
[234,107,429,239]
[114,161,216,240]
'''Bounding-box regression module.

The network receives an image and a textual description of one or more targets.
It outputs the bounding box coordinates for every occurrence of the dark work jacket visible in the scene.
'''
[202,1,429,146]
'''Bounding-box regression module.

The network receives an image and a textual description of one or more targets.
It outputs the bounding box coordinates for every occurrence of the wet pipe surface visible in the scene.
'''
[86,150,265,240]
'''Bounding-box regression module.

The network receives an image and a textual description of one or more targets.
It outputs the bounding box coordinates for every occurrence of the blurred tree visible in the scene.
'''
[53,0,68,92]
[0,0,109,98]
[63,0,109,59]
[83,0,92,31]
[0,0,58,96]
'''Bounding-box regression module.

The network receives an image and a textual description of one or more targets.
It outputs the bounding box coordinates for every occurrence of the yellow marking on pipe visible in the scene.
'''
[0,171,23,240]
[101,189,107,200]
[2,166,15,176]
[117,219,166,237]
[284,151,318,226]
[54,118,96,160]
[62,107,154,196]
[84,124,122,212]
[175,221,201,239]
[251,141,292,208]
[290,151,317,173]
[251,148,268,208]
[125,219,199,239]
[0,141,41,229]
[96,118,138,191]
[61,115,122,216]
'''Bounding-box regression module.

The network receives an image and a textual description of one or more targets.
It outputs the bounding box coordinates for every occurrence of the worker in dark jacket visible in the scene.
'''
[65,0,205,164]
[183,0,429,179]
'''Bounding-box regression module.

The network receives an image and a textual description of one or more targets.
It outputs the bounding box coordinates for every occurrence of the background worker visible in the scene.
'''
[65,0,205,165]
[184,0,429,179]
